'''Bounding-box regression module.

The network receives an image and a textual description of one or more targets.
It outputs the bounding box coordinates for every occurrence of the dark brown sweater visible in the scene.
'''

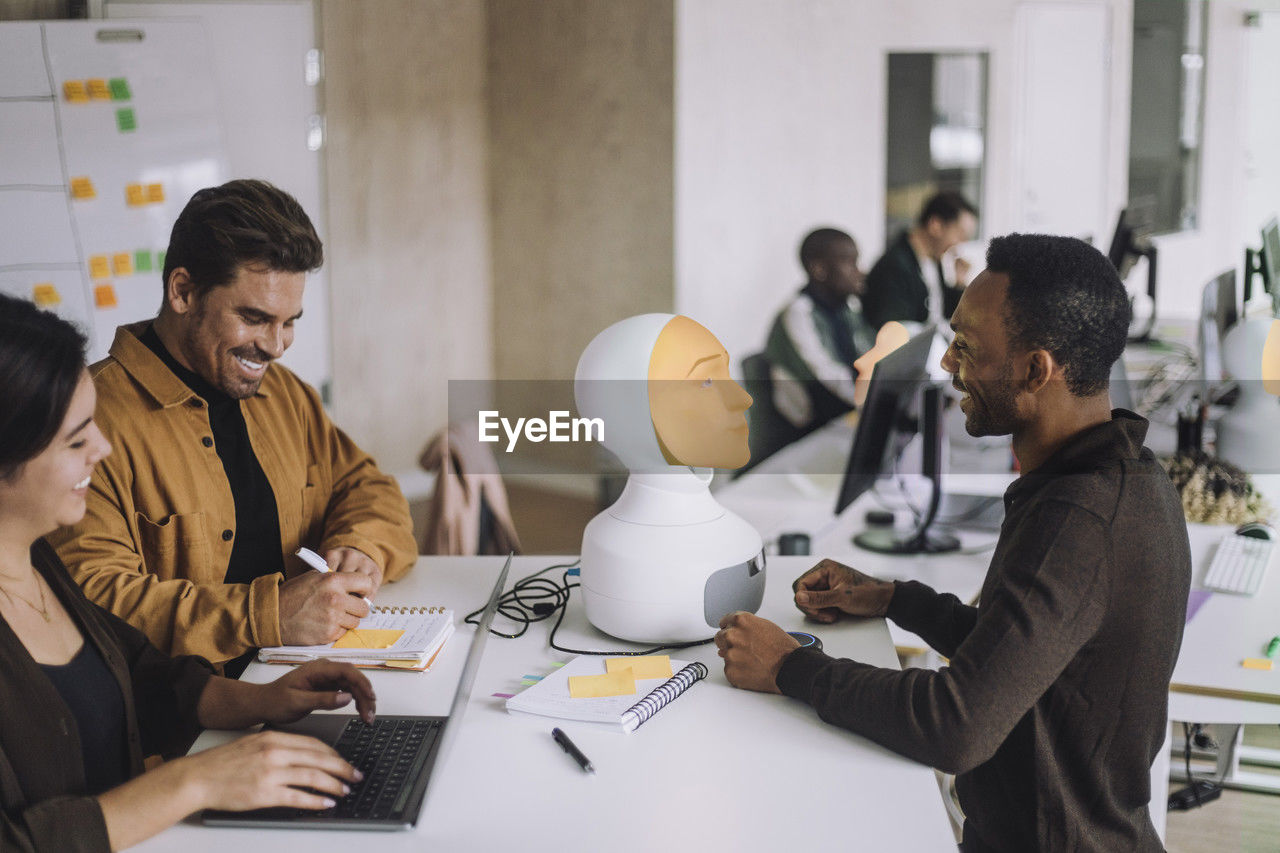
[0,540,213,852]
[777,412,1190,852]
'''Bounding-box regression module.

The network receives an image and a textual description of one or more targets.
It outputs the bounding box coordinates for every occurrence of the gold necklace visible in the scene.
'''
[0,578,51,622]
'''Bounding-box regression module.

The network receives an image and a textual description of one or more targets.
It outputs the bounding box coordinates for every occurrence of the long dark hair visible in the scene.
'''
[0,293,88,480]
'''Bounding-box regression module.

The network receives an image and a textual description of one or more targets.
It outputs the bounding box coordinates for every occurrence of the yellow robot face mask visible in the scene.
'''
[648,315,753,469]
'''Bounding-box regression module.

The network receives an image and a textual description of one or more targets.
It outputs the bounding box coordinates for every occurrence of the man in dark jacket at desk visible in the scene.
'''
[716,233,1191,852]
[862,190,977,330]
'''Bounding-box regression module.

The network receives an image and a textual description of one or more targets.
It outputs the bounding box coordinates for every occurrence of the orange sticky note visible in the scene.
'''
[32,283,61,307]
[145,183,165,203]
[63,80,88,103]
[94,284,118,309]
[87,78,111,100]
[88,255,110,279]
[1242,658,1274,671]
[70,177,96,200]
[111,253,133,277]
[568,668,636,699]
[125,183,146,206]
[605,655,672,680]
[332,629,404,650]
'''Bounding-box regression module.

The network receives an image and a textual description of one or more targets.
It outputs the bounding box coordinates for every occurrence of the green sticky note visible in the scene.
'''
[109,77,131,100]
[134,250,152,272]
[157,250,166,269]
[115,107,137,132]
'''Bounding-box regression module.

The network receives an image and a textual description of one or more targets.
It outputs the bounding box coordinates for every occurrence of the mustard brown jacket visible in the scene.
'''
[1,540,213,853]
[48,323,418,665]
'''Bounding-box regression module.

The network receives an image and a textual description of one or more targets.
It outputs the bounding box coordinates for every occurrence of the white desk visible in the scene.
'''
[132,555,955,852]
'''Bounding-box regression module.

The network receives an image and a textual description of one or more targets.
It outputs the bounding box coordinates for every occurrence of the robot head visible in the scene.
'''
[575,314,752,471]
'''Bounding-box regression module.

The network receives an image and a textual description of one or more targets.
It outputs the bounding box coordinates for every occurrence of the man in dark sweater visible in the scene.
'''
[716,234,1191,852]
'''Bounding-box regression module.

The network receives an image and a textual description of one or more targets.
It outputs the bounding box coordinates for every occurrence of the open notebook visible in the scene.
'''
[259,606,454,671]
[506,654,708,732]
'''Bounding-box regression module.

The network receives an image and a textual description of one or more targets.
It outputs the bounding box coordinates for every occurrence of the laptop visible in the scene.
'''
[204,553,512,831]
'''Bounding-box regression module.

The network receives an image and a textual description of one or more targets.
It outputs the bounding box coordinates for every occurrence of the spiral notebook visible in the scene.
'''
[258,606,454,670]
[506,654,708,733]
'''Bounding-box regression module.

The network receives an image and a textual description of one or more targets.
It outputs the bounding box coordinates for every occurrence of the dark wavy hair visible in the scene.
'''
[986,233,1131,397]
[0,293,88,480]
[161,178,323,303]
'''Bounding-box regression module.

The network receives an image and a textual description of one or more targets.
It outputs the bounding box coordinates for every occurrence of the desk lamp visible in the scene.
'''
[574,314,764,643]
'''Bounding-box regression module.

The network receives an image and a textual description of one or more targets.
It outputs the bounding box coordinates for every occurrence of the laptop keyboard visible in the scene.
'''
[322,718,442,820]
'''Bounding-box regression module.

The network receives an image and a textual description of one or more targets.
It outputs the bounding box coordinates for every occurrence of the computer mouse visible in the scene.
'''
[787,631,822,651]
[1236,522,1276,540]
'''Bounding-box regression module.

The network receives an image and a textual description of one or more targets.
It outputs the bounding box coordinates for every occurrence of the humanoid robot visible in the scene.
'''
[574,314,764,643]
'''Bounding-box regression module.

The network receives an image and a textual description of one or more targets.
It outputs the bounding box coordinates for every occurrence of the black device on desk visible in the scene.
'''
[1107,199,1159,342]
[834,327,959,555]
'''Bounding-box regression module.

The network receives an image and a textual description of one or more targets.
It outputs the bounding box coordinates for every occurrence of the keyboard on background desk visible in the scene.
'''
[1202,528,1276,596]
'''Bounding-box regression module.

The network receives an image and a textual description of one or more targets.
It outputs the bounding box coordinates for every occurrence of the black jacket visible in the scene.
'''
[0,540,213,852]
[862,231,964,329]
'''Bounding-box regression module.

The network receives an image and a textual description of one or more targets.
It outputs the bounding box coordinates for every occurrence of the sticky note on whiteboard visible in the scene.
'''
[32,284,61,307]
[94,284,118,309]
[115,108,137,133]
[125,184,146,206]
[63,80,88,103]
[112,253,133,277]
[88,255,110,280]
[146,183,165,203]
[134,250,153,272]
[568,668,636,699]
[70,177,96,200]
[605,655,672,680]
[109,77,131,100]
[87,78,111,100]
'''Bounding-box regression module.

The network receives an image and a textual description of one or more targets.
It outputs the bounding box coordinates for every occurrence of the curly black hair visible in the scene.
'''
[985,233,1131,397]
[798,227,855,275]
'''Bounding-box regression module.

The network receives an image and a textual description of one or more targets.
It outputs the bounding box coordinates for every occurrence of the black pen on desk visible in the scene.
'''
[552,727,595,774]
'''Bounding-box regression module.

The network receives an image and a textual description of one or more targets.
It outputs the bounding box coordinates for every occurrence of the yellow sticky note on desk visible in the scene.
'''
[1242,658,1274,671]
[333,628,404,650]
[569,668,636,698]
[605,655,672,680]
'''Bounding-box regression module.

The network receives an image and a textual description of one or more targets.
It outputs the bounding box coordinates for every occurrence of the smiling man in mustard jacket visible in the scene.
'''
[50,180,417,675]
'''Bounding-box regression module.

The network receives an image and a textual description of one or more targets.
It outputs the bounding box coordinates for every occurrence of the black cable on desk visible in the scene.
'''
[463,560,712,656]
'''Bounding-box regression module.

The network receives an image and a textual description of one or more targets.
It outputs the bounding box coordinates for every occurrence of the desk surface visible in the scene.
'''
[133,556,955,853]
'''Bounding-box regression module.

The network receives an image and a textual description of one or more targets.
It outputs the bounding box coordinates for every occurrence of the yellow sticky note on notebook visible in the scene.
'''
[32,283,61,307]
[568,668,636,699]
[605,655,672,680]
[333,628,404,650]
[70,177,96,200]
[88,255,110,279]
[87,78,111,100]
[63,80,88,103]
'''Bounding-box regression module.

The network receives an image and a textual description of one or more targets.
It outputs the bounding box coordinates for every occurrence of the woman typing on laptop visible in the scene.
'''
[0,293,375,851]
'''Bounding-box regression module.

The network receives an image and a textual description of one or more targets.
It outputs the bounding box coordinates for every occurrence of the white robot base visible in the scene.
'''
[579,469,765,644]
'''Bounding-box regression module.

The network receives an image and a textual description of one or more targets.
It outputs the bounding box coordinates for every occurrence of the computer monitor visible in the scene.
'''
[1198,268,1237,400]
[834,326,959,554]
[1106,199,1159,341]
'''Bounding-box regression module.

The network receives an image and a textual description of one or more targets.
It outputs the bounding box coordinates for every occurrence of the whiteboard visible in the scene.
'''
[0,20,227,362]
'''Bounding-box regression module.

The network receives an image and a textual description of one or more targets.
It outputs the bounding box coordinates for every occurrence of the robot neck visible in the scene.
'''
[608,469,725,525]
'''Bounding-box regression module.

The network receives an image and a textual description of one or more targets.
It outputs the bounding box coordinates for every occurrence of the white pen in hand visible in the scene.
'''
[295,546,375,609]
